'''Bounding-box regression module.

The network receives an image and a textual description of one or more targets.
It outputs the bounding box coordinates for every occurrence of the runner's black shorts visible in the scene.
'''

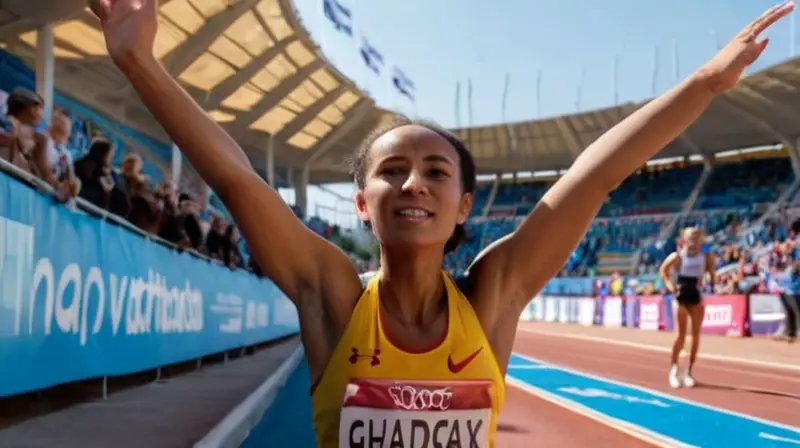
[675,276,702,307]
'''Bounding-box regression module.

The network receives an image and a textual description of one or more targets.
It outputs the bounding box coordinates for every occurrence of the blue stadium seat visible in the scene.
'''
[695,158,793,210]
[600,165,702,217]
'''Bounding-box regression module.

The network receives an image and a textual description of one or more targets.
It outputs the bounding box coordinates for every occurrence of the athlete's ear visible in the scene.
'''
[354,190,370,222]
[456,192,472,225]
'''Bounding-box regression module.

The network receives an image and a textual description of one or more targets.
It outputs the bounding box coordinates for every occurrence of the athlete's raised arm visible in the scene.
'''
[89,0,362,308]
[467,2,793,317]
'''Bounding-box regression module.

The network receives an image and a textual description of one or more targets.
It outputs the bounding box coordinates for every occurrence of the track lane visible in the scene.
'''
[513,329,800,428]
[497,382,654,447]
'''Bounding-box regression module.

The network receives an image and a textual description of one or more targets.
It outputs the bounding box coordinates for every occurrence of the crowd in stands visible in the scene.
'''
[446,156,798,296]
[0,86,260,274]
[0,85,382,278]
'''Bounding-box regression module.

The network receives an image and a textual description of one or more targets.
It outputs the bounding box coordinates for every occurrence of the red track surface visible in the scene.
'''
[496,381,653,447]
[496,325,800,446]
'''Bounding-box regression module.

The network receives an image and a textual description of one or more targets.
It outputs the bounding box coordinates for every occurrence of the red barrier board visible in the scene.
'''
[701,295,748,337]
[638,295,664,331]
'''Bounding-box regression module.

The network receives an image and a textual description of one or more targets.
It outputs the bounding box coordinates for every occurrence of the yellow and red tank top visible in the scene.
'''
[311,271,505,447]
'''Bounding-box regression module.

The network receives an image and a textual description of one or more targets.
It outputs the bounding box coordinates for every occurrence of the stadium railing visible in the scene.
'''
[0,157,299,398]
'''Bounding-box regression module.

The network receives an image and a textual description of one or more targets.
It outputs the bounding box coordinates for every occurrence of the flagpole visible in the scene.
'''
[355,29,367,94]
[612,53,619,106]
[455,81,461,130]
[317,0,326,53]
[711,29,721,51]
[502,73,517,153]
[672,39,679,84]
[501,73,510,123]
[576,63,584,112]
[791,8,796,57]
[536,69,542,119]
[384,62,394,112]
[467,78,474,148]
[651,45,658,97]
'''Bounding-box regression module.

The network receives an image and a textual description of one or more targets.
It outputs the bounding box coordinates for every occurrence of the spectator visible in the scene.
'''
[155,180,187,243]
[119,154,160,233]
[176,193,201,250]
[220,223,244,269]
[776,260,800,342]
[34,108,80,201]
[74,138,128,214]
[1,88,44,175]
[204,215,226,259]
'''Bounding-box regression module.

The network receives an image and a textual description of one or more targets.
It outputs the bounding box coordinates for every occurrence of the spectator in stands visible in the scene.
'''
[155,185,202,250]
[776,260,800,342]
[219,223,244,269]
[120,154,161,233]
[1,88,44,174]
[204,214,226,259]
[178,193,203,251]
[154,179,182,241]
[34,108,80,202]
[74,138,128,215]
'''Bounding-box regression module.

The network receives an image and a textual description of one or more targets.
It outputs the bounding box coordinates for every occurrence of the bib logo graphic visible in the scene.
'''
[388,384,452,411]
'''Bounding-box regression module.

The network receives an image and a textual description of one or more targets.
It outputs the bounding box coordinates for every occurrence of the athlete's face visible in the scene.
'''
[683,229,703,254]
[355,125,472,250]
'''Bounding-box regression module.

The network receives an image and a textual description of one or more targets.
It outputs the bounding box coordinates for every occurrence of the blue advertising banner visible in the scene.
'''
[0,172,299,397]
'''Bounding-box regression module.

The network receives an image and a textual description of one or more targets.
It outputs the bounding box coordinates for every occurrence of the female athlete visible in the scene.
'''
[89,1,792,445]
[659,227,716,388]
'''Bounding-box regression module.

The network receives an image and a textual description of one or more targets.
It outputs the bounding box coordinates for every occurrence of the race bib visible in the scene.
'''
[339,379,493,448]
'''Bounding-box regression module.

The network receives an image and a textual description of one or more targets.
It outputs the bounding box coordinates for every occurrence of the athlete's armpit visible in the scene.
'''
[297,274,363,382]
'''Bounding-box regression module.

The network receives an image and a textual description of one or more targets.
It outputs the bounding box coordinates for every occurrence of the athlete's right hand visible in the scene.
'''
[89,0,157,70]
[664,282,676,294]
[696,1,794,94]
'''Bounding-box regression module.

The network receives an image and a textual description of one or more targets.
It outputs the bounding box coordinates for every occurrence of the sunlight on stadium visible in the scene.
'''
[0,0,798,447]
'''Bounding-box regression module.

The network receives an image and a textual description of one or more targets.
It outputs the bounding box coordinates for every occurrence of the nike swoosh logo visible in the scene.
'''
[448,347,483,373]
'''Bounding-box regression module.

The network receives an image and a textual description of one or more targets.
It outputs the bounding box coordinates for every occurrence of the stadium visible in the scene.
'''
[0,0,798,447]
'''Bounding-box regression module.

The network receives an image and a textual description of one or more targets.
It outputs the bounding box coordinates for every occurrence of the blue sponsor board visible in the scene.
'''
[0,171,299,396]
[506,354,800,447]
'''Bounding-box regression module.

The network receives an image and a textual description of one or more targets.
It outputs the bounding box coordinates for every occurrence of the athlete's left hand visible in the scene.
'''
[698,1,794,94]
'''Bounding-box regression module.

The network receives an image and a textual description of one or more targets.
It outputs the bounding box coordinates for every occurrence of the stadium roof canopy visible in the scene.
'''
[450,59,800,175]
[2,0,800,185]
[0,0,391,185]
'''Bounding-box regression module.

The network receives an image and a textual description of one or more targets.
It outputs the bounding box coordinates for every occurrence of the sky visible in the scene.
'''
[283,0,799,226]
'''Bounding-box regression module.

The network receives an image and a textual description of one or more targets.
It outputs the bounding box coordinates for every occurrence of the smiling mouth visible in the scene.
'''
[395,208,434,220]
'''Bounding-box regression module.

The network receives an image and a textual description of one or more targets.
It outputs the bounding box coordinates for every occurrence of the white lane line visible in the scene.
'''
[511,351,800,434]
[759,432,800,445]
[505,375,694,448]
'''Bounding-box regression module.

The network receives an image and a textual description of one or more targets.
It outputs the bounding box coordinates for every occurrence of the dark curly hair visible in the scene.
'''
[347,115,476,253]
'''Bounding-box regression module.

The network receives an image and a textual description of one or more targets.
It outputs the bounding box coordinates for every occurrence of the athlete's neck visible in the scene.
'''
[378,248,445,327]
